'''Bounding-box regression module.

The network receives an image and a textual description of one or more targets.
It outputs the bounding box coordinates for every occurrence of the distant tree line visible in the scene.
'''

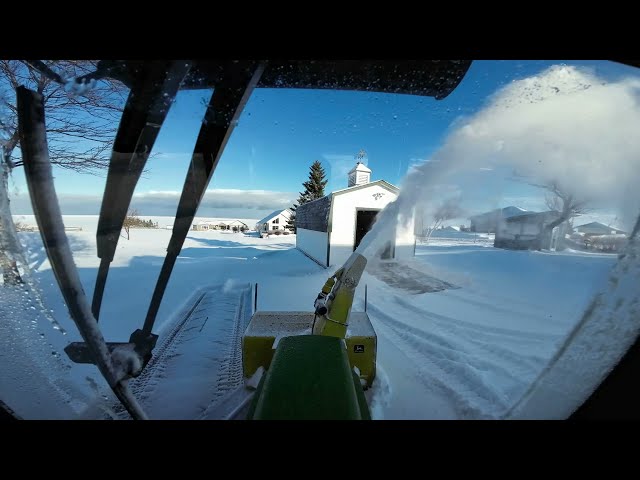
[126,218,158,228]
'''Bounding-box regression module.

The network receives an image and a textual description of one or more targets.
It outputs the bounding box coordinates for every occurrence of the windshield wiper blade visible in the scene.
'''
[18,86,148,420]
[142,61,266,336]
[92,61,192,322]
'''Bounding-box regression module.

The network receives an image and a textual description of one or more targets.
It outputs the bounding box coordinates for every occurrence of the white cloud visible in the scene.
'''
[10,188,295,217]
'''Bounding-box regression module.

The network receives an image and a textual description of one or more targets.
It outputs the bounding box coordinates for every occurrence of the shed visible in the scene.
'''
[296,160,415,267]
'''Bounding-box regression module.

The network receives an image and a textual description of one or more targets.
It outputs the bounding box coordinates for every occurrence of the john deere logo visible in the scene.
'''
[354,345,365,353]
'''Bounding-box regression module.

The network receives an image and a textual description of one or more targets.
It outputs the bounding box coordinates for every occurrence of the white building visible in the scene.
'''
[256,209,293,233]
[494,211,568,250]
[295,160,415,267]
[192,219,249,231]
[192,221,211,231]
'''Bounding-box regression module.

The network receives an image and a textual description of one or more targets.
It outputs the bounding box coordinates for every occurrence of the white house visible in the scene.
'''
[192,219,250,231]
[295,160,415,267]
[469,206,530,233]
[221,220,249,231]
[494,210,569,250]
[192,221,211,231]
[574,222,626,236]
[256,209,293,233]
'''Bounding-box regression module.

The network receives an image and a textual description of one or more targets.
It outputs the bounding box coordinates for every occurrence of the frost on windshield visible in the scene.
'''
[2,61,640,420]
[506,219,640,419]
[0,160,93,419]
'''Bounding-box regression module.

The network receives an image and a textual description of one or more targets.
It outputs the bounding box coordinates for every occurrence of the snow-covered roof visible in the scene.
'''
[575,222,626,234]
[293,180,399,212]
[224,220,249,227]
[256,208,292,225]
[198,220,248,226]
[348,161,372,174]
[331,179,398,196]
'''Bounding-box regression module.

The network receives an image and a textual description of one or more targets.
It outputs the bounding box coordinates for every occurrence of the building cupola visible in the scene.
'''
[348,149,372,187]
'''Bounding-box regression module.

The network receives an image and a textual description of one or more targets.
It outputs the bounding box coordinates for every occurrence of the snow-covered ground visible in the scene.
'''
[10,216,620,419]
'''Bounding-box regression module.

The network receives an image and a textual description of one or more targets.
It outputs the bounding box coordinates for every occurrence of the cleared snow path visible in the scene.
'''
[118,282,253,420]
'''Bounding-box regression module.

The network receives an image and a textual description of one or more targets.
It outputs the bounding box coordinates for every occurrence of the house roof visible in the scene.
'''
[331,179,399,196]
[296,195,332,232]
[469,206,529,221]
[348,161,372,174]
[575,222,626,234]
[296,179,399,215]
[504,210,560,223]
[256,208,292,225]
[225,220,249,227]
[198,219,248,226]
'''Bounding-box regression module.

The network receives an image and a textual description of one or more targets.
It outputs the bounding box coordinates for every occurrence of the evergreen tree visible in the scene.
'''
[303,160,328,200]
[287,160,327,233]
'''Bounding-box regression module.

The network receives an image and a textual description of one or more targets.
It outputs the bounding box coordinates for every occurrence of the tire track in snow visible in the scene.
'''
[110,291,210,419]
[366,293,556,418]
[391,295,557,369]
[376,303,532,386]
[368,303,502,419]
[116,285,250,419]
[394,293,557,343]
[439,289,561,327]
[197,285,251,419]
[129,292,210,407]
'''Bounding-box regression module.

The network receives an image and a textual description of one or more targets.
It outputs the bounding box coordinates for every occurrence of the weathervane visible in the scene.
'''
[355,149,367,162]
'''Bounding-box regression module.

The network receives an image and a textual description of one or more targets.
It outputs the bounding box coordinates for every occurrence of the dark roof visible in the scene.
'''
[296,195,332,233]
[505,210,560,223]
[469,206,529,221]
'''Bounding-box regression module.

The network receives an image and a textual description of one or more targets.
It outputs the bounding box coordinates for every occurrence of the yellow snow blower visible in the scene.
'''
[242,251,376,419]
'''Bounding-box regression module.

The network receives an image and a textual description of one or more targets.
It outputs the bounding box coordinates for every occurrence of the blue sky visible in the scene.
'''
[8,59,640,222]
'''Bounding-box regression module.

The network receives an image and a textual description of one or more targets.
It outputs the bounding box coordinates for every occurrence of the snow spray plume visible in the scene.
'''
[357,64,640,259]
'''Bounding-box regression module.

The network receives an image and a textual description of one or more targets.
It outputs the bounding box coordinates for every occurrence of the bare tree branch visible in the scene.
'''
[122,208,139,240]
[423,197,465,243]
[1,60,129,285]
[512,170,592,249]
[1,60,128,176]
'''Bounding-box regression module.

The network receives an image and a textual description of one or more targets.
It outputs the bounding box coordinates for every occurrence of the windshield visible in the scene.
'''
[1,59,639,420]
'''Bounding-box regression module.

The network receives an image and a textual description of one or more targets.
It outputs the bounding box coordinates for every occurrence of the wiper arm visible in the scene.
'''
[92,61,192,321]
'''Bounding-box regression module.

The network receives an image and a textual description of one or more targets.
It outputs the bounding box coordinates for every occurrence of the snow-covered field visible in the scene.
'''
[12,215,261,232]
[11,216,619,419]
